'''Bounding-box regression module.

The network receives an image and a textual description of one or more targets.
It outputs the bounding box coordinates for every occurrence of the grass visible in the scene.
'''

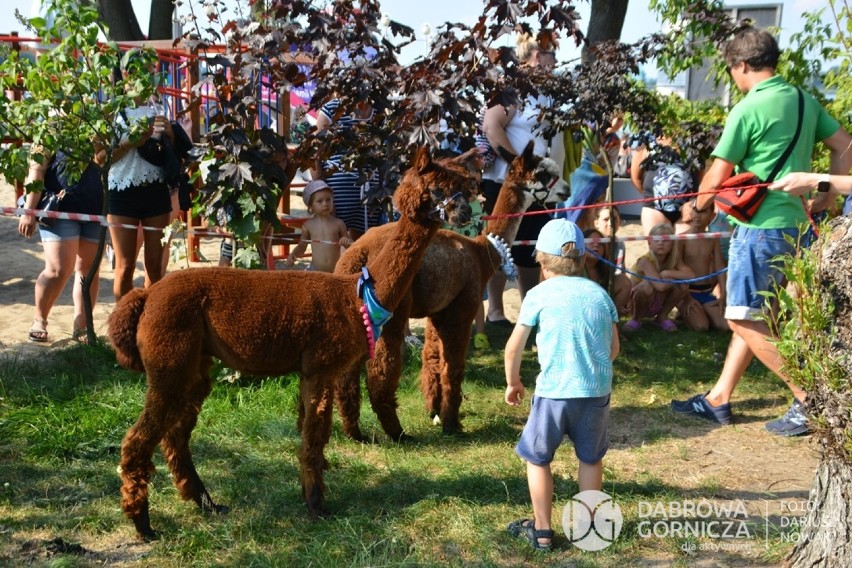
[0,327,806,566]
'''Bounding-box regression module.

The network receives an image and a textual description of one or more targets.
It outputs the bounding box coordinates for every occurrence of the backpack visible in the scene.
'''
[651,162,693,213]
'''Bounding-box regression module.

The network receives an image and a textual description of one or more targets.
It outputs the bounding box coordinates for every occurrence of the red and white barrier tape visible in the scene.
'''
[194,229,341,246]
[3,205,312,236]
[512,231,732,246]
[3,205,729,246]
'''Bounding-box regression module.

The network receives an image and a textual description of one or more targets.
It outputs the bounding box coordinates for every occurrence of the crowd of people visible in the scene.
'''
[13,26,852,553]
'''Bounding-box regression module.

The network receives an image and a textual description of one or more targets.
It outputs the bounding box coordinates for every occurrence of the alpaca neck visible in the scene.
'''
[484,180,534,249]
[366,214,438,313]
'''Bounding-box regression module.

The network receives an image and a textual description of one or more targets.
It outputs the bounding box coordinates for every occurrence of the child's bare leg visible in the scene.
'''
[704,301,728,331]
[526,461,554,545]
[614,274,632,315]
[654,285,688,323]
[487,271,508,321]
[679,297,709,331]
[578,459,603,492]
[629,283,653,321]
[474,303,485,335]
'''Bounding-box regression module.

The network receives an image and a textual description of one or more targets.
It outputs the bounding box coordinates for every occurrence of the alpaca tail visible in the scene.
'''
[108,288,149,372]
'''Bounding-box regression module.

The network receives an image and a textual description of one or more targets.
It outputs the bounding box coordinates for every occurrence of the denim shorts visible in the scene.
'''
[515,394,610,466]
[725,225,799,320]
[39,219,102,243]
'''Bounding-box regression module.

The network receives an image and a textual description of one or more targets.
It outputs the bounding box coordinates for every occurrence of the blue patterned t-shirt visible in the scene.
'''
[517,276,618,398]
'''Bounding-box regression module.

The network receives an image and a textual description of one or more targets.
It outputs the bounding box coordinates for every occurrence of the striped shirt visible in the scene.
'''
[319,100,380,233]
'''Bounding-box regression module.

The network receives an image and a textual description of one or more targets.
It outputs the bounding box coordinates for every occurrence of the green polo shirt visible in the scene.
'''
[713,75,840,229]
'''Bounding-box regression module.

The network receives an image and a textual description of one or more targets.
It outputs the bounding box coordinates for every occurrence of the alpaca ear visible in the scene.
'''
[521,140,535,166]
[413,146,434,174]
[509,140,536,175]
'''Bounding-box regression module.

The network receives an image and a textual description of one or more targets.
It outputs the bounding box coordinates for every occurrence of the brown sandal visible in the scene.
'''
[28,318,49,343]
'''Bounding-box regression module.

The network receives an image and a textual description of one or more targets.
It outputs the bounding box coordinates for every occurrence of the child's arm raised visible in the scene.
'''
[504,324,533,406]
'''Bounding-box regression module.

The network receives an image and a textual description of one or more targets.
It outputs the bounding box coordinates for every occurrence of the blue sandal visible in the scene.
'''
[507,518,553,550]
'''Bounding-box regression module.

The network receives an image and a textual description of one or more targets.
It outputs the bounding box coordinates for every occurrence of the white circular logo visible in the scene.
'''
[562,490,623,551]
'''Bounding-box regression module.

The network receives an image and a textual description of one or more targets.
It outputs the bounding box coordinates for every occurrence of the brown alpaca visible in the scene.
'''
[107,147,477,540]
[335,143,569,441]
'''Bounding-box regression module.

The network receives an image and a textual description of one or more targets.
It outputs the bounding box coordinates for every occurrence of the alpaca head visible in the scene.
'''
[508,141,571,208]
[394,146,477,226]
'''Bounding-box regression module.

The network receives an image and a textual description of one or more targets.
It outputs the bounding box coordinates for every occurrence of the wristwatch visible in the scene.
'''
[692,198,710,213]
[817,174,831,193]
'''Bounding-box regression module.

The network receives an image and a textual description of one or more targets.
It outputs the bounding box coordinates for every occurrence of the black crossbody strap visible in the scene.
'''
[765,88,804,183]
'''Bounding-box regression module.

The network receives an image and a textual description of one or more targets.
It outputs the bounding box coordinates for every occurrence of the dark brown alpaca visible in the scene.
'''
[107,147,477,540]
[335,144,569,440]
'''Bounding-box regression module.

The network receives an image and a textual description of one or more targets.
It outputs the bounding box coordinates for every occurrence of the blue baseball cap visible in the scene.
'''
[535,219,585,257]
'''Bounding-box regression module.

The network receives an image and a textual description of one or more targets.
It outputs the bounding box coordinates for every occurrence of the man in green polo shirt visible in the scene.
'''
[672,27,852,436]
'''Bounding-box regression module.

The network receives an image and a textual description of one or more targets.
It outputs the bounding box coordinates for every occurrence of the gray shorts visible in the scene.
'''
[515,394,610,466]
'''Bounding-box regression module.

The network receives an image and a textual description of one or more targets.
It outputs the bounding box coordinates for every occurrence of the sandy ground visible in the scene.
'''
[0,179,646,356]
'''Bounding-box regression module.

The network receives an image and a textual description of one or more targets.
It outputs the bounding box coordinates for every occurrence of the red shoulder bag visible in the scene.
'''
[715,88,804,223]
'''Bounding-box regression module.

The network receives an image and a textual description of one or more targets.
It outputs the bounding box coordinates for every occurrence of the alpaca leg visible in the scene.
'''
[159,361,226,515]
[419,321,443,420]
[120,383,180,541]
[335,362,367,442]
[299,373,334,517]
[436,323,472,434]
[296,391,305,433]
[366,332,407,442]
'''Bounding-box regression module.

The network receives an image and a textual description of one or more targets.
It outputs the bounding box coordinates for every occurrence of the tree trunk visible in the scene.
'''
[582,0,629,63]
[147,0,176,40]
[786,215,852,566]
[97,0,144,41]
[787,458,852,566]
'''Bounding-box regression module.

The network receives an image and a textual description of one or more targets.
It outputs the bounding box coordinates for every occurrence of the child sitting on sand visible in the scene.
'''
[624,222,693,333]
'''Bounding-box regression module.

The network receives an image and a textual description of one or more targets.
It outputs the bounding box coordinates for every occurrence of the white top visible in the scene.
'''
[108,103,166,191]
[484,94,552,183]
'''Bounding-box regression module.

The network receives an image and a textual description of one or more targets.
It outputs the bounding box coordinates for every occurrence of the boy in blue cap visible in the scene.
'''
[504,219,620,550]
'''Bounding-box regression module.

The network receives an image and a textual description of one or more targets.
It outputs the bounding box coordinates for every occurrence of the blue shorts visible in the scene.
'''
[515,394,610,466]
[725,225,799,320]
[39,219,102,243]
[689,289,717,305]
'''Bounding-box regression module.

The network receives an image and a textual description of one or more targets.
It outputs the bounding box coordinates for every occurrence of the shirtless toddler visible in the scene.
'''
[286,180,353,272]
